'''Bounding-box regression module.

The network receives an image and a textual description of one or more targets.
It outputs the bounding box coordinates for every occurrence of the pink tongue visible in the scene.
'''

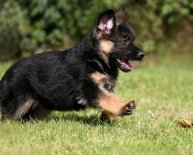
[121,60,133,70]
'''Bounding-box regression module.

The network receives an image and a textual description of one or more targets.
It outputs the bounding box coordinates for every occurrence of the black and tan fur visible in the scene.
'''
[0,7,144,122]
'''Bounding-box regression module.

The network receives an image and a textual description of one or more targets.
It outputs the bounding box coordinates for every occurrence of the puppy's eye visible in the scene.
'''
[123,35,130,40]
[120,36,130,45]
[103,83,113,91]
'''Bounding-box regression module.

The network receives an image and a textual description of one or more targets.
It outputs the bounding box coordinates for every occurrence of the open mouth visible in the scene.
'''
[117,59,133,72]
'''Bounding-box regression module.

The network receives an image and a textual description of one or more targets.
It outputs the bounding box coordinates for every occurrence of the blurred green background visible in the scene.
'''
[1,1,193,154]
[0,0,193,61]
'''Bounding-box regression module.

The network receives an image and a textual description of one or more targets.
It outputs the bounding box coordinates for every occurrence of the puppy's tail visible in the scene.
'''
[0,81,2,101]
[0,80,3,118]
[0,80,3,104]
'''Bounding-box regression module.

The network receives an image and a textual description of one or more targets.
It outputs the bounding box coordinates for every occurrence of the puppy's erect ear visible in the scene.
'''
[115,7,128,26]
[97,10,116,34]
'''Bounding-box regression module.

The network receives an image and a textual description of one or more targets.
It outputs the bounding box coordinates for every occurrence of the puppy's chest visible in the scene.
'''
[90,72,116,93]
[76,72,116,106]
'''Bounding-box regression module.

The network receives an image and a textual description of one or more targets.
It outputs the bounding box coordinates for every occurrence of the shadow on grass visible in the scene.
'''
[0,113,114,126]
[49,113,113,126]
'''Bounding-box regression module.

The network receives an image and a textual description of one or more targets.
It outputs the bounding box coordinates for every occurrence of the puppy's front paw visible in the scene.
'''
[122,100,136,115]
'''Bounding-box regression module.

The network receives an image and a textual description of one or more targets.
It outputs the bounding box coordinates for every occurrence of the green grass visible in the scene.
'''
[0,54,193,155]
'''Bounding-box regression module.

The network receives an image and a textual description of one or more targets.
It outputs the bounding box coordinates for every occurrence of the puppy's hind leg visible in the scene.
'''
[0,96,36,120]
[13,97,38,120]
[23,103,51,120]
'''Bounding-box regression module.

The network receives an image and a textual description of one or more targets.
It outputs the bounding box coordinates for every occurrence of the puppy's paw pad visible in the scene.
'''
[123,100,136,115]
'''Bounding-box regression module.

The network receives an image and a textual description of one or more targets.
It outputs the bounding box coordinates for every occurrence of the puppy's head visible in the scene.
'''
[93,7,144,72]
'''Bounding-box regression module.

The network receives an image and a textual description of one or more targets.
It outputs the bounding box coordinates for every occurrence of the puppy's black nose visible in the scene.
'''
[137,52,144,60]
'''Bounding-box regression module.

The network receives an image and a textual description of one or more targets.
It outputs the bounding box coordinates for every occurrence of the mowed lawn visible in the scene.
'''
[0,53,193,155]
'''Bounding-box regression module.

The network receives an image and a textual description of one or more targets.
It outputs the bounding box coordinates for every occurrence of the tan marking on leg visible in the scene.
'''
[98,93,126,122]
[90,72,125,121]
[14,98,37,120]
[101,111,117,122]
[98,93,125,116]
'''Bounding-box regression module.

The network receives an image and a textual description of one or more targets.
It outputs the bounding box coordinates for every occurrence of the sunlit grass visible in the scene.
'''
[0,53,193,155]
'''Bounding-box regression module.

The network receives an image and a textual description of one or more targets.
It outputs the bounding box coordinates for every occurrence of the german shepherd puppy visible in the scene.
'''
[0,7,144,122]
